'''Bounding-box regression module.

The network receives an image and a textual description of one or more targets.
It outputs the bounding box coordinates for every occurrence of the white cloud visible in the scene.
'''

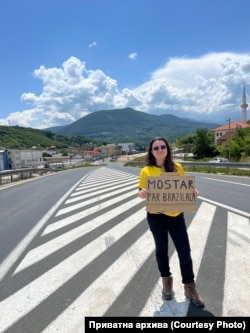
[88,41,97,48]
[1,52,250,128]
[128,52,138,60]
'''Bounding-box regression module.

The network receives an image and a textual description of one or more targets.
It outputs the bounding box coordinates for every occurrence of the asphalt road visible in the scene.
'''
[0,163,249,332]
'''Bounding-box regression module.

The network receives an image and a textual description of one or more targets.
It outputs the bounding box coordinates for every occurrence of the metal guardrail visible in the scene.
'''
[1,162,250,186]
[0,167,62,186]
[0,158,104,186]
[181,161,250,168]
[125,160,250,168]
[125,161,250,176]
[182,161,250,176]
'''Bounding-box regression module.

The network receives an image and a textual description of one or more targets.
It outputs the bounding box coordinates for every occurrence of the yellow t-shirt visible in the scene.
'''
[138,163,185,217]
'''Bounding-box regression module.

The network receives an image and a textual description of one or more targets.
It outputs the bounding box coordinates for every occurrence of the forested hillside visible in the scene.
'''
[0,108,219,149]
[57,107,219,145]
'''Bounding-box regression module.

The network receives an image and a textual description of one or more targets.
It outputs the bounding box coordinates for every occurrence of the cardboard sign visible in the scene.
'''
[146,173,196,212]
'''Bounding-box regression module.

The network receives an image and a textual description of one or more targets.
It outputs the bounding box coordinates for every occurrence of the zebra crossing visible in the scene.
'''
[0,167,249,333]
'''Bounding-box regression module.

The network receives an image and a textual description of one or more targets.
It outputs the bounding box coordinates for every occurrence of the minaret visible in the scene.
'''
[241,84,248,122]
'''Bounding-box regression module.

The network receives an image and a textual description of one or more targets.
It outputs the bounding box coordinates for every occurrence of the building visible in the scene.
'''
[212,85,250,145]
[95,144,122,157]
[117,143,136,154]
[212,121,250,145]
[0,148,9,171]
[83,150,102,161]
[7,149,21,169]
[8,149,43,169]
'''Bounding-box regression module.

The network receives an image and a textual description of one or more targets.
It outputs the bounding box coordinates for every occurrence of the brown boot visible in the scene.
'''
[184,282,204,307]
[162,276,173,300]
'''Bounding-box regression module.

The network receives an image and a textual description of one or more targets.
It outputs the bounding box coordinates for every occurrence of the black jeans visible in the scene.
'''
[147,212,194,284]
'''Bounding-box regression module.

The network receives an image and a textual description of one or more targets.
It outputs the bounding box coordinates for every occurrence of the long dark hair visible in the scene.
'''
[145,137,176,172]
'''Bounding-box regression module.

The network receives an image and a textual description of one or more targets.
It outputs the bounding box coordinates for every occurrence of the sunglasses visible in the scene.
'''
[153,145,167,151]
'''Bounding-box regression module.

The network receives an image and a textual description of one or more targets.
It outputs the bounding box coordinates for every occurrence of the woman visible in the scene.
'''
[137,137,204,307]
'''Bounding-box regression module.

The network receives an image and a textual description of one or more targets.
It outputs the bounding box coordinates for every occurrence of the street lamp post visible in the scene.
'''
[226,117,231,161]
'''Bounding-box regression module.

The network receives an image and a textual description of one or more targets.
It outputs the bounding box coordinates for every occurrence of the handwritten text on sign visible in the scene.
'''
[146,174,196,212]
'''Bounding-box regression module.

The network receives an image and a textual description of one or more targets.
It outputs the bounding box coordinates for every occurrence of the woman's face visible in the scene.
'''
[151,140,168,160]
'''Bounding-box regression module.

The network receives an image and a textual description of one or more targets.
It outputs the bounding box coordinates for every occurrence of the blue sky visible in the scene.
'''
[1,0,250,129]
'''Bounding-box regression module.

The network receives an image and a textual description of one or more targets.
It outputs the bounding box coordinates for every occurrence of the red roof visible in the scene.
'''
[84,150,101,155]
[212,121,250,131]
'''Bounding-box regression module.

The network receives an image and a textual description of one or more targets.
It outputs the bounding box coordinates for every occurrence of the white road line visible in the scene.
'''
[199,196,250,218]
[0,175,88,282]
[44,196,142,235]
[42,227,154,333]
[222,212,250,316]
[14,197,143,273]
[80,167,137,183]
[66,179,138,204]
[202,177,250,187]
[82,172,137,182]
[0,207,146,333]
[78,174,137,188]
[73,177,137,195]
[56,184,138,217]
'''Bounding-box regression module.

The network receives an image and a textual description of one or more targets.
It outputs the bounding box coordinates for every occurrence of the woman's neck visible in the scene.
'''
[155,158,165,167]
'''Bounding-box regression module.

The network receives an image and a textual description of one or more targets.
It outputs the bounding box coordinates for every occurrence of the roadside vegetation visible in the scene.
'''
[1,124,249,161]
[123,126,250,176]
[0,125,106,150]
[175,127,250,162]
[123,156,250,176]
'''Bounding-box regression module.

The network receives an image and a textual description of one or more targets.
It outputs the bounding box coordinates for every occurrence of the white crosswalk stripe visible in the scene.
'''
[0,167,249,333]
[222,212,250,316]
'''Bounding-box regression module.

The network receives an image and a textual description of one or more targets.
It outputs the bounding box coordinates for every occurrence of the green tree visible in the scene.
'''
[224,127,250,161]
[192,128,215,159]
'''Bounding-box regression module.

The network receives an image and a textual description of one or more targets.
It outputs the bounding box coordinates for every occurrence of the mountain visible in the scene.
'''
[45,125,68,133]
[0,125,74,150]
[56,107,219,145]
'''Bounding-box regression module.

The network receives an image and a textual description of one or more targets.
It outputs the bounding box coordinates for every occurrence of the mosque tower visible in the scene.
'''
[240,84,248,122]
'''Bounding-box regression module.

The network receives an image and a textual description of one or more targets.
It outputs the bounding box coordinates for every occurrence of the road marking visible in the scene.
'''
[44,228,154,333]
[14,197,143,273]
[0,206,146,332]
[202,177,250,187]
[0,174,89,282]
[64,179,138,205]
[0,167,249,332]
[199,196,250,218]
[222,212,250,316]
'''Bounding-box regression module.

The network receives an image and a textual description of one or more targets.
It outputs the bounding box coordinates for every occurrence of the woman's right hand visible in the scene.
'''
[138,188,147,199]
